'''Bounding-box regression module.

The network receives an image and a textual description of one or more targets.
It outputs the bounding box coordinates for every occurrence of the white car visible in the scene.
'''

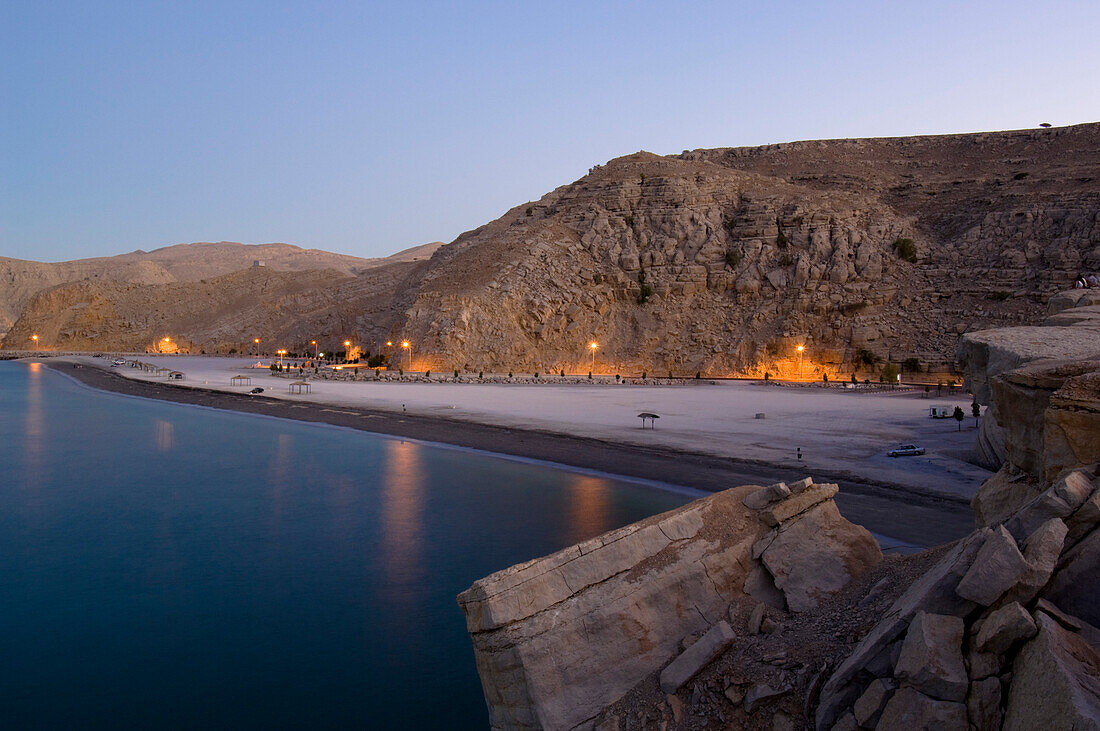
[888,444,926,457]
[112,359,126,366]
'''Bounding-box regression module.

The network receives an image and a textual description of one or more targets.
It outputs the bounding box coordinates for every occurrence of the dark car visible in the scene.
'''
[888,444,926,457]
[249,387,264,395]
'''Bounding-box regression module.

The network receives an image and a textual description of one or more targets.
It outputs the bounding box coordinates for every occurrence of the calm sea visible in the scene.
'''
[0,361,690,728]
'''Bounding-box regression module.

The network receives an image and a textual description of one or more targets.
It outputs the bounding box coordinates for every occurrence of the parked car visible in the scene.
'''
[111,359,125,367]
[888,444,926,457]
[249,387,265,395]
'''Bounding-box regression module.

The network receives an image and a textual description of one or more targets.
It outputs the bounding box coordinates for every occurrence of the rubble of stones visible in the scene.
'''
[817,465,1100,730]
[594,479,885,731]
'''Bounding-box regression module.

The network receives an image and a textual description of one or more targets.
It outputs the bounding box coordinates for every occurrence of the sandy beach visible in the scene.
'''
[37,355,986,549]
[75,355,990,497]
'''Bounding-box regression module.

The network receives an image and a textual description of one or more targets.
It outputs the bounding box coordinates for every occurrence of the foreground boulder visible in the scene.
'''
[457,479,880,729]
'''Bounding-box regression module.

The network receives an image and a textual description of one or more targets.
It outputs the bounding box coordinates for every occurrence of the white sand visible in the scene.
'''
[78,355,992,498]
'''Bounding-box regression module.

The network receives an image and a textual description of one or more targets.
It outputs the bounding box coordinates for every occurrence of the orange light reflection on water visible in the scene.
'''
[379,440,425,601]
[23,362,44,488]
[566,474,611,544]
[153,419,174,452]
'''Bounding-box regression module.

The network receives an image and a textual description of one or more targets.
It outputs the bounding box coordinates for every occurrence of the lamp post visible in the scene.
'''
[31,334,39,349]
[344,340,351,363]
[401,340,412,370]
[277,349,286,365]
[796,344,805,380]
[311,340,318,359]
[253,338,260,355]
[589,341,598,374]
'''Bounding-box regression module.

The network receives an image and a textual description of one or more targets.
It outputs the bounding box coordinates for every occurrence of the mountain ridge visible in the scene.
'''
[5,123,1099,374]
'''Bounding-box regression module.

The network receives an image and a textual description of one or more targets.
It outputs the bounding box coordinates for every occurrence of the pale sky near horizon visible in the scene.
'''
[2,1,1098,262]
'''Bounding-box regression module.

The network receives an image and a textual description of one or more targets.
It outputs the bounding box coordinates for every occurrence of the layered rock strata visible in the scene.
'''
[457,479,880,730]
[958,292,1100,524]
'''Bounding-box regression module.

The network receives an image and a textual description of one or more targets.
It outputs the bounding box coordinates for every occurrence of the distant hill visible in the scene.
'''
[0,241,441,338]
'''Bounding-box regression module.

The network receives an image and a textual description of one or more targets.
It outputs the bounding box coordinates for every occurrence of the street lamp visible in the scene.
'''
[796,344,805,379]
[277,349,286,364]
[401,340,412,370]
[31,334,39,348]
[589,341,598,374]
[311,340,318,359]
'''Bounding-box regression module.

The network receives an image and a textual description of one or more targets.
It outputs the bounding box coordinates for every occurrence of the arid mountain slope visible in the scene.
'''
[0,241,441,337]
[6,125,1098,369]
[4,261,428,353]
[398,123,1099,374]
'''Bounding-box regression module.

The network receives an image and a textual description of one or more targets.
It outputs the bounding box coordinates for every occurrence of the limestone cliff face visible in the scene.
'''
[398,124,1100,374]
[958,293,1100,525]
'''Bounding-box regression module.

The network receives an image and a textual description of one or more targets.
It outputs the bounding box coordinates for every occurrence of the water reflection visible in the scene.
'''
[379,440,425,600]
[268,433,294,530]
[567,475,612,543]
[153,419,175,452]
[23,362,44,488]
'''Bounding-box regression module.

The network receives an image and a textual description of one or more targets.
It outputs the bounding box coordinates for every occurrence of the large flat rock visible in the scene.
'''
[759,500,881,613]
[457,486,765,730]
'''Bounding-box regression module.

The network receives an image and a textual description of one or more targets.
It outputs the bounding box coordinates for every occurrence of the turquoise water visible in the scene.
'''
[0,362,690,728]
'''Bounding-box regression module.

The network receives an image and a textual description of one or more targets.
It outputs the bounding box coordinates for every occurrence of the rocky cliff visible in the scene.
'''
[958,290,1100,524]
[398,123,1099,375]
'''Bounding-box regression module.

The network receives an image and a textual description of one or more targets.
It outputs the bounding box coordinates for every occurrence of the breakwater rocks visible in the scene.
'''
[457,478,880,729]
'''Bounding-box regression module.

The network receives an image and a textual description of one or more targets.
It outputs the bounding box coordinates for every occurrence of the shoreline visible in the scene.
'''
[44,360,974,547]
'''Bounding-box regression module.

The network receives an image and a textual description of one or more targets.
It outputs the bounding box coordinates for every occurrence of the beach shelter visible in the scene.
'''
[289,381,312,394]
[169,371,184,380]
[637,412,660,429]
[155,366,171,377]
[230,374,252,386]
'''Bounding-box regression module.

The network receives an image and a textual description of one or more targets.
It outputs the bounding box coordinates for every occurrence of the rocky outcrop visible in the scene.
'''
[457,479,880,729]
[815,466,1100,730]
[959,293,1100,523]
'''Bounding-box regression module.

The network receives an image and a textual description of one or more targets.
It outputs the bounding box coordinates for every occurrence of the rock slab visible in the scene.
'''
[1003,612,1100,730]
[659,621,736,694]
[893,611,968,702]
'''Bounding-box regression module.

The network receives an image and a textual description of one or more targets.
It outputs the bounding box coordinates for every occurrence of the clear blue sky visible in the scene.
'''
[2,1,1098,262]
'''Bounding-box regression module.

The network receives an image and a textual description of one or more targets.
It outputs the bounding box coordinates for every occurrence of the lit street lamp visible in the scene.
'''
[311,340,318,359]
[796,344,805,379]
[401,340,412,370]
[31,334,39,348]
[277,349,286,364]
[589,341,598,374]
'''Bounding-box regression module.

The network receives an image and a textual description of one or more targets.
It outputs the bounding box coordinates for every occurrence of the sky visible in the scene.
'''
[2,1,1098,262]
